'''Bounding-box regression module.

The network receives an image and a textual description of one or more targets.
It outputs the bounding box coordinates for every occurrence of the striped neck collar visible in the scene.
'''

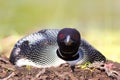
[56,49,79,61]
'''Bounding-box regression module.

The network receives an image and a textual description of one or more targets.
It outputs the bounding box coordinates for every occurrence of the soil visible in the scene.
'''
[0,56,120,80]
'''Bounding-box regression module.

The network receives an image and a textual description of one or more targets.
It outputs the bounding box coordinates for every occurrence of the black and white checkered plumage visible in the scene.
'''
[80,39,106,63]
[9,28,106,68]
[9,29,65,68]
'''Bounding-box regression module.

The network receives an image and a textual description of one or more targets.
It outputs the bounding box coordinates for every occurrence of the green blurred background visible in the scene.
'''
[0,0,120,62]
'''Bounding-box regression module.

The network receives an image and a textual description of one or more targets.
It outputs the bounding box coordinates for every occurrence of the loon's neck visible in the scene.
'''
[56,49,79,61]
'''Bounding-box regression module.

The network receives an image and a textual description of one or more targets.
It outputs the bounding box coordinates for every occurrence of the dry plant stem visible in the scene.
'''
[32,68,46,80]
[54,71,78,80]
[0,72,15,80]
[0,58,9,64]
[89,62,120,80]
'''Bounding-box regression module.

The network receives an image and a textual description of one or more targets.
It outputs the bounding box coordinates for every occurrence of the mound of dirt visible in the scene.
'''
[0,56,120,80]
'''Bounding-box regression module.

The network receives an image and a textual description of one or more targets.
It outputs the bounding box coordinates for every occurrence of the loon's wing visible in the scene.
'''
[80,38,106,63]
[9,29,65,68]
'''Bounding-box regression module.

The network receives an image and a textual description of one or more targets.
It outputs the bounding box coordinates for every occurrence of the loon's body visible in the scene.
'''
[9,29,106,68]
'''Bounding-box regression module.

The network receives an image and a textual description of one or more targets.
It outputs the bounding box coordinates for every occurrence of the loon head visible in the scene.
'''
[57,28,81,55]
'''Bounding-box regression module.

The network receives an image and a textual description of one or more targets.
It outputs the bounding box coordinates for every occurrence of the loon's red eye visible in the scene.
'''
[73,34,79,40]
[59,34,65,39]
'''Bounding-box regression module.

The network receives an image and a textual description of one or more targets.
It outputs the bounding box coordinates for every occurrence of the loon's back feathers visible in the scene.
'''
[16,29,59,46]
[80,39,106,63]
[10,29,65,68]
[9,29,106,68]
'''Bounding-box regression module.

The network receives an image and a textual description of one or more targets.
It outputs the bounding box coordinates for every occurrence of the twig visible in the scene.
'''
[0,72,15,80]
[88,62,120,80]
[35,68,46,78]
[0,58,9,64]
[32,68,46,80]
[54,71,78,80]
